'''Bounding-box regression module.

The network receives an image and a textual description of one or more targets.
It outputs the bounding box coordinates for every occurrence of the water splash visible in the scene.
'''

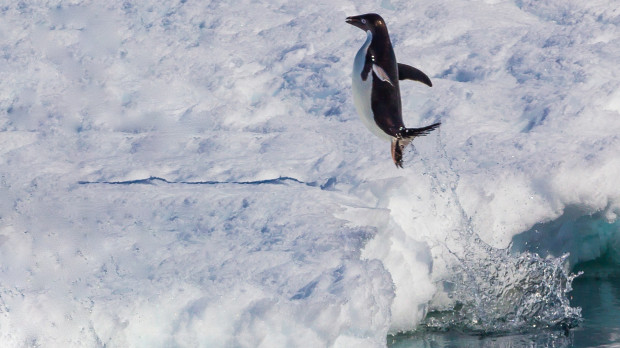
[416,132,583,335]
[424,244,582,334]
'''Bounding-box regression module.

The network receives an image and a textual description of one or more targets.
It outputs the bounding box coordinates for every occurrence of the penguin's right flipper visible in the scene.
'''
[398,63,432,87]
[372,64,395,86]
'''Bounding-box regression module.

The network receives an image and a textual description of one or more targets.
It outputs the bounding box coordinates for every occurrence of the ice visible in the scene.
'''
[1,0,619,346]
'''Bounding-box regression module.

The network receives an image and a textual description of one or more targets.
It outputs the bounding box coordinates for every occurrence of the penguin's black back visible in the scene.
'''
[364,16,405,137]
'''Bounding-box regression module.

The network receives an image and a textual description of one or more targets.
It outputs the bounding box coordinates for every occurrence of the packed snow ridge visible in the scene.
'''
[1,0,619,346]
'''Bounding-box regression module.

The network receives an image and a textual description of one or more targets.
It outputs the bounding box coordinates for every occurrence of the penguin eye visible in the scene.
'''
[361,19,367,24]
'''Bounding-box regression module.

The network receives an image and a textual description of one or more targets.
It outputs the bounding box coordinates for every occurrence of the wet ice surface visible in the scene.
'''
[1,0,619,346]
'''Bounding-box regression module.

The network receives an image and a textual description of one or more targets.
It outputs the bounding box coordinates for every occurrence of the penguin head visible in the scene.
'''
[345,13,387,33]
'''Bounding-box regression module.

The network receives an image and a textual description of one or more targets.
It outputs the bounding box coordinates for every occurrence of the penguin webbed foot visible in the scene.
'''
[390,137,410,168]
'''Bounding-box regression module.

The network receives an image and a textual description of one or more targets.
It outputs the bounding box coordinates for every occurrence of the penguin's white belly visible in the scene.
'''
[351,32,392,142]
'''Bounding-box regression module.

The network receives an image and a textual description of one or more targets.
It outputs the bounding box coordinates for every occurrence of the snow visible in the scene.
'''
[1,0,619,346]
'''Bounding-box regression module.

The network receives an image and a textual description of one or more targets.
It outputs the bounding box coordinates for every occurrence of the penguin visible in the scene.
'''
[346,13,440,168]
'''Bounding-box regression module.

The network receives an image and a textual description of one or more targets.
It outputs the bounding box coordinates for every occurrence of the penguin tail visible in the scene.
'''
[391,122,441,168]
[401,122,441,138]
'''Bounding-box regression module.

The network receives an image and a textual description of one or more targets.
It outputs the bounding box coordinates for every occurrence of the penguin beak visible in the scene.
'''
[346,16,364,30]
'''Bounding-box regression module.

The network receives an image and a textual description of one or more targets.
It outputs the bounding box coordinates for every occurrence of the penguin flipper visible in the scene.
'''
[398,63,432,87]
[372,64,395,86]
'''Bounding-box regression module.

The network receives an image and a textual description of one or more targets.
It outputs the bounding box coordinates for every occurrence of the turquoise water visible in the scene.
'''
[570,275,620,347]
[389,272,620,347]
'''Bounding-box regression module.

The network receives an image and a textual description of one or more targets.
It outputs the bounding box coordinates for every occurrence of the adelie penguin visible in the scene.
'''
[346,13,440,168]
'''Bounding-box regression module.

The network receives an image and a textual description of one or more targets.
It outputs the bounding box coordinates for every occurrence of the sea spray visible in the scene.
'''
[424,244,582,333]
[416,133,582,334]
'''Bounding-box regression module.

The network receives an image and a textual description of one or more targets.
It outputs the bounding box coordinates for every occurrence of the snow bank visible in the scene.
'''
[1,0,619,346]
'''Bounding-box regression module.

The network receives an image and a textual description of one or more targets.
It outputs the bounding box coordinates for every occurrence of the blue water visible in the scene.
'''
[389,270,620,347]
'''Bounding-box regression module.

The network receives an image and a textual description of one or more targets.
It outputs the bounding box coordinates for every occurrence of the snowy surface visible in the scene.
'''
[1,0,619,346]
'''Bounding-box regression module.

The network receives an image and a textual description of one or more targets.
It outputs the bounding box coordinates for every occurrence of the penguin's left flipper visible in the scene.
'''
[398,63,432,87]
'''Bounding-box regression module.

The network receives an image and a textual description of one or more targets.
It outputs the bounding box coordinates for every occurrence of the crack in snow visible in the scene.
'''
[77,176,329,188]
